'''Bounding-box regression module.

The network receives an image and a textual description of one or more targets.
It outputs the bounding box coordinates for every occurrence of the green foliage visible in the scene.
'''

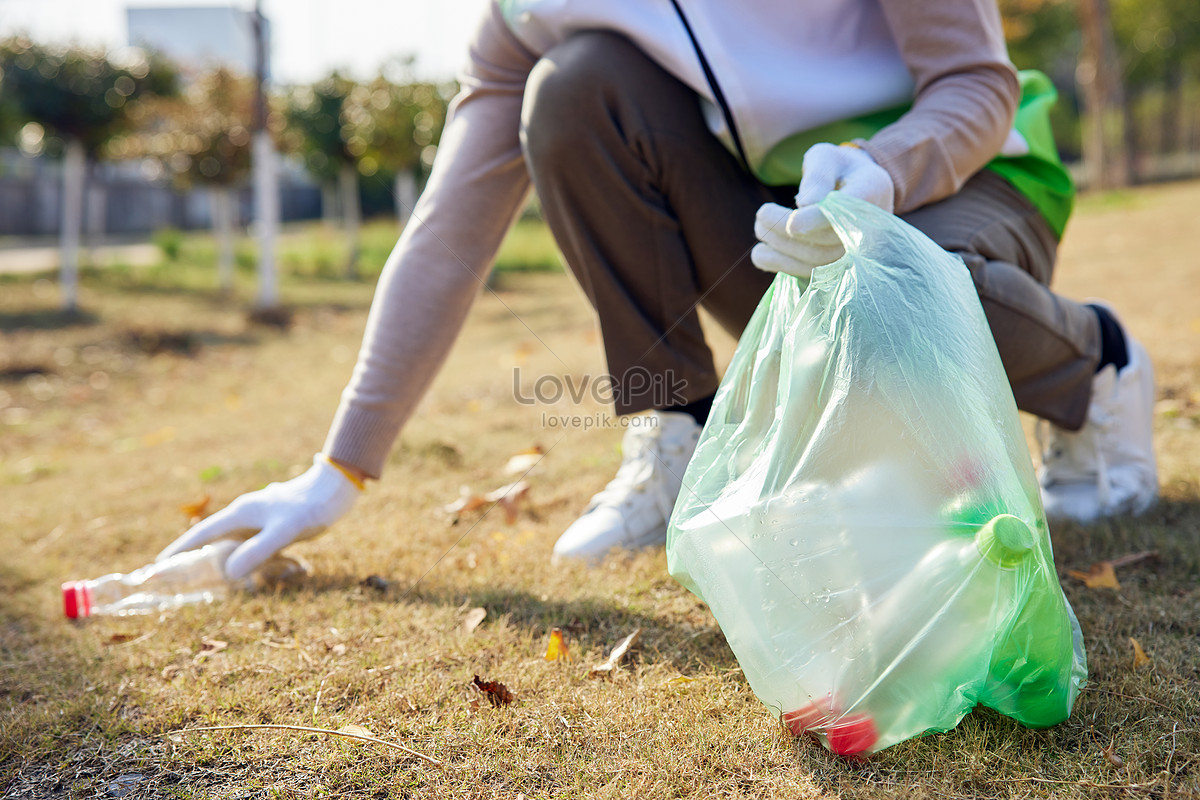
[0,37,177,156]
[355,62,451,179]
[283,73,358,182]
[282,66,451,187]
[0,62,22,147]
[152,227,185,262]
[1000,0,1200,164]
[493,218,563,273]
[110,68,256,189]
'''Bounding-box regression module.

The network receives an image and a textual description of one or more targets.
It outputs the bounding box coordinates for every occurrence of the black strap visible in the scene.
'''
[668,0,751,172]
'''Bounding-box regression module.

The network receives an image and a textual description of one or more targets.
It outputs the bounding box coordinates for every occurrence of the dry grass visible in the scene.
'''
[1,182,1198,799]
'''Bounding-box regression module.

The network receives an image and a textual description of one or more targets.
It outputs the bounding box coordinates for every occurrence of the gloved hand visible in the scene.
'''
[157,454,362,580]
[752,142,895,279]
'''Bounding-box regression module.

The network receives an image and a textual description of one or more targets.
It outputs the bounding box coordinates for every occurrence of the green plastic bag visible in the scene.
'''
[666,191,1087,756]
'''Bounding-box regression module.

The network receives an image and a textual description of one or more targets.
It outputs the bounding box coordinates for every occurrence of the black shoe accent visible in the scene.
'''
[1088,304,1129,374]
[666,394,715,427]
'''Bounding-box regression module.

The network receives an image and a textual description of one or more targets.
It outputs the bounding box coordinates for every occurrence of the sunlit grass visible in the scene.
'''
[0,182,1197,798]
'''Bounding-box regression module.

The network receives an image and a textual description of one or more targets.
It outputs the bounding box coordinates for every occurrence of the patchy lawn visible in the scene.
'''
[1,183,1198,798]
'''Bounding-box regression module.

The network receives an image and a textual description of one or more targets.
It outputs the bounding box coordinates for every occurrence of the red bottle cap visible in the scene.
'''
[782,694,838,736]
[62,581,91,619]
[826,713,879,756]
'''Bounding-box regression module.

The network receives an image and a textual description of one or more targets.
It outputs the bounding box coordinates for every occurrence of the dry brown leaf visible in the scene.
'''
[104,633,139,646]
[179,495,211,522]
[161,664,183,680]
[443,481,531,525]
[193,638,228,663]
[1130,637,1152,669]
[545,627,570,662]
[461,607,487,635]
[472,675,514,708]
[443,486,487,516]
[1068,561,1121,590]
[503,445,545,476]
[336,723,375,742]
[589,628,641,678]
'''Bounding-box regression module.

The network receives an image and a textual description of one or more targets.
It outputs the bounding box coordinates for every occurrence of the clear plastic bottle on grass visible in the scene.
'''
[62,539,308,619]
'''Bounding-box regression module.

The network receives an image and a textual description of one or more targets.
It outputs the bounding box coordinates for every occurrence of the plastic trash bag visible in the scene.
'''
[666,191,1087,756]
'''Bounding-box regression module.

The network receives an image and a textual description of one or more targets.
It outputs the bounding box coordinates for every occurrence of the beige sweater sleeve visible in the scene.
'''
[322,2,536,477]
[863,0,1020,213]
[324,0,1018,476]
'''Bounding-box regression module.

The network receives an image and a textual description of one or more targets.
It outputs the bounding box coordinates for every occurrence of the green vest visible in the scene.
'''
[756,70,1075,239]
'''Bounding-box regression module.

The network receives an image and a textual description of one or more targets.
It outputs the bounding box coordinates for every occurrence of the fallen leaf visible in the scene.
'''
[104,631,154,649]
[1068,561,1121,590]
[179,495,211,521]
[503,445,545,476]
[443,486,487,517]
[443,481,531,525]
[336,723,376,742]
[472,675,514,708]
[104,633,139,646]
[1130,637,1152,669]
[362,575,391,592]
[161,664,183,680]
[545,627,570,662]
[193,638,228,663]
[589,629,641,677]
[461,607,487,635]
[665,675,695,686]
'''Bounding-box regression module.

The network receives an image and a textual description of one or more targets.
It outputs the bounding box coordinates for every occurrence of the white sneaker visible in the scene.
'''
[552,410,701,562]
[1038,332,1157,524]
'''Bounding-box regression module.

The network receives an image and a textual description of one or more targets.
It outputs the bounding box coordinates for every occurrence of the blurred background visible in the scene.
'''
[0,0,1197,310]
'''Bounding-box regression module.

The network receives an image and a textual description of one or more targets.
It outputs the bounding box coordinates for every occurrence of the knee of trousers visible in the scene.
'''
[520,31,650,171]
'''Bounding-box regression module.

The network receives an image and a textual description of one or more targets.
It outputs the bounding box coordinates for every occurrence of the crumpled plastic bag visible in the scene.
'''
[666,191,1087,756]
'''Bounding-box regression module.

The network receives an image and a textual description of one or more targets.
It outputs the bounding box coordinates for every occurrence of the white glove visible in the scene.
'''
[157,454,362,580]
[751,143,895,279]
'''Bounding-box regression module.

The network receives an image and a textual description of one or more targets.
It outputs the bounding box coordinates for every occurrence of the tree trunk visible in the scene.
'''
[85,161,107,258]
[1161,59,1183,156]
[339,161,361,279]
[211,185,236,294]
[1076,0,1131,189]
[252,129,279,309]
[321,181,339,225]
[394,169,417,228]
[60,138,86,312]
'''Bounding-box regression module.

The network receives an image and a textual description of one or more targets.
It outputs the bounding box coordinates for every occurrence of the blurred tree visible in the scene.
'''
[0,62,22,151]
[353,61,449,227]
[1112,0,1200,162]
[111,68,257,293]
[0,37,176,311]
[1002,0,1200,185]
[1077,0,1130,188]
[283,73,365,277]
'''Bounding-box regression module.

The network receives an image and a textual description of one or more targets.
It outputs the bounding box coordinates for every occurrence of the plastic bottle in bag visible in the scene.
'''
[818,514,1036,754]
[940,487,1086,729]
[61,540,308,619]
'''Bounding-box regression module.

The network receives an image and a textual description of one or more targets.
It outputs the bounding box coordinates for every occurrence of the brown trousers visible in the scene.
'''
[520,32,1100,430]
